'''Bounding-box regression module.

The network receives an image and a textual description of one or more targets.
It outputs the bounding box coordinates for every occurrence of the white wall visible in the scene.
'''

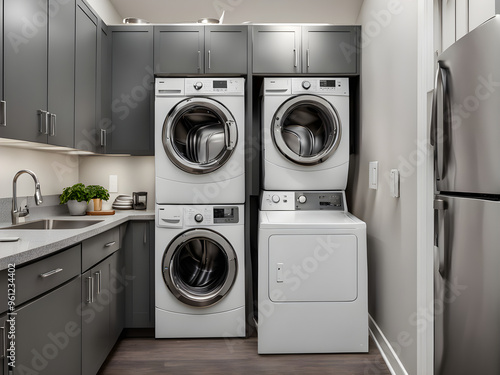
[108,0,363,24]
[86,0,122,24]
[0,146,79,198]
[78,156,154,210]
[351,1,418,374]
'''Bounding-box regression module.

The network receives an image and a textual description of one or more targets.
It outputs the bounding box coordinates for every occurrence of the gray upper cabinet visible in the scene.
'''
[302,26,358,74]
[0,0,5,130]
[204,26,248,74]
[253,25,359,75]
[109,25,154,155]
[96,20,111,154]
[154,26,204,74]
[154,25,248,74]
[75,0,98,152]
[1,0,75,146]
[252,25,301,74]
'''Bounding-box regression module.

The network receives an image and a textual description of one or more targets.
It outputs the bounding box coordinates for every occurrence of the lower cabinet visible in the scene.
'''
[124,221,155,328]
[81,248,124,375]
[14,277,82,375]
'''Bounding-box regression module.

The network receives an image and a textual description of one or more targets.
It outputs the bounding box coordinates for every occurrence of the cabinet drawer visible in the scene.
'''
[82,227,120,271]
[15,244,81,307]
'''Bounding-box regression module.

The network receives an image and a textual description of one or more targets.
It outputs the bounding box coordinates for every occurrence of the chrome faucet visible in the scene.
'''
[12,169,43,225]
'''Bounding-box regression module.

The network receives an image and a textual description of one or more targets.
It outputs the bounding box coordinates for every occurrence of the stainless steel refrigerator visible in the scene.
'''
[431,15,500,375]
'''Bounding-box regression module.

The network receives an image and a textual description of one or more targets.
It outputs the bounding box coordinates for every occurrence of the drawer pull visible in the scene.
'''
[40,268,63,278]
[104,241,116,248]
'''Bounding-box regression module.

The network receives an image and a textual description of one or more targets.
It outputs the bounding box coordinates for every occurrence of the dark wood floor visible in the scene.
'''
[98,335,391,375]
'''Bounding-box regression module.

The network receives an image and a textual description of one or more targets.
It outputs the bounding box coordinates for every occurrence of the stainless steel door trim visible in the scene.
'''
[271,94,341,165]
[162,97,238,174]
[162,228,238,307]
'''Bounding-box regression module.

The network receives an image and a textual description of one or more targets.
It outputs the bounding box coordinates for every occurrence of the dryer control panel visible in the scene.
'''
[260,191,346,211]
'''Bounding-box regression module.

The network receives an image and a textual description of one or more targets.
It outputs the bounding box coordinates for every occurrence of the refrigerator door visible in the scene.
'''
[434,194,500,375]
[432,15,500,195]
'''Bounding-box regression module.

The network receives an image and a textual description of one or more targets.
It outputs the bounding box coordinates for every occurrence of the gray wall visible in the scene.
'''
[351,1,418,374]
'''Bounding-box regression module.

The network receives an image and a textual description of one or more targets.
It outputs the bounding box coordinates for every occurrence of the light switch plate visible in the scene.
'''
[109,175,118,193]
[369,161,378,190]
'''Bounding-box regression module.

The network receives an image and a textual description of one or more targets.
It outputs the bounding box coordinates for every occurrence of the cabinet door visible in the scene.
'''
[96,20,111,154]
[0,314,6,375]
[47,0,75,147]
[109,249,125,344]
[252,25,301,74]
[302,26,359,74]
[110,26,154,155]
[205,26,247,74]
[154,26,204,74]
[0,0,5,130]
[15,277,81,375]
[125,221,154,328]
[75,0,98,153]
[2,0,48,143]
[81,262,110,375]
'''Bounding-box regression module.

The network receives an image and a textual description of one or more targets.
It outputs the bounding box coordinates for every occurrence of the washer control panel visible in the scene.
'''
[261,191,346,211]
[184,206,240,225]
[291,77,349,95]
[185,78,244,95]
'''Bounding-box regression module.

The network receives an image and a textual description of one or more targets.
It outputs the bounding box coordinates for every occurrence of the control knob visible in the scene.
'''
[271,195,280,203]
[194,214,203,223]
[302,81,311,90]
[298,195,307,204]
[193,81,203,90]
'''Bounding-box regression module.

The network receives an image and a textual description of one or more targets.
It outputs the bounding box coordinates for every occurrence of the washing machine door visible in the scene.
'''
[162,228,238,307]
[272,94,341,165]
[162,98,238,174]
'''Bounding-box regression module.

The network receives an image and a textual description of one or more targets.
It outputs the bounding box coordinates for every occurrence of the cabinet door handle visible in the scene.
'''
[208,50,211,70]
[306,49,310,68]
[0,101,6,127]
[86,276,93,304]
[197,50,201,71]
[40,268,63,278]
[293,48,298,67]
[49,113,56,136]
[0,326,5,359]
[100,129,107,147]
[143,224,147,244]
[38,110,49,134]
[94,270,101,294]
[104,241,116,248]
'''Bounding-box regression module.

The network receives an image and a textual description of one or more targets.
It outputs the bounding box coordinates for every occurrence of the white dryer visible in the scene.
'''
[258,191,367,354]
[262,77,350,191]
[155,78,245,204]
[155,204,245,338]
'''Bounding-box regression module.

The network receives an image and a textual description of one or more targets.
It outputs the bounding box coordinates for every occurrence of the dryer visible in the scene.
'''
[262,77,350,191]
[258,191,367,354]
[155,204,245,338]
[155,78,245,204]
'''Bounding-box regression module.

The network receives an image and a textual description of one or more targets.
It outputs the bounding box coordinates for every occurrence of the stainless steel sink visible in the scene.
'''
[0,219,103,230]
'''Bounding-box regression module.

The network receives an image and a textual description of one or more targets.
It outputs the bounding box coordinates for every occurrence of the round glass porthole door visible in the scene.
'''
[163,98,238,174]
[272,95,341,165]
[162,229,238,307]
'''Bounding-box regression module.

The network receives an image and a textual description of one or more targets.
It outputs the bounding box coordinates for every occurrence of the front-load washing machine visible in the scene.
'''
[262,77,350,191]
[258,191,367,354]
[155,204,245,338]
[155,77,245,204]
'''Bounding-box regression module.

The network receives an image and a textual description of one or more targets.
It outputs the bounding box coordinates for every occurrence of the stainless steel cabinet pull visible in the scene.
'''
[100,129,106,147]
[38,110,49,134]
[40,268,63,278]
[198,50,201,71]
[306,49,310,67]
[86,276,93,304]
[208,50,211,70]
[143,224,147,244]
[293,48,298,67]
[95,271,101,294]
[49,113,56,136]
[104,241,116,247]
[0,101,6,127]
[434,199,448,277]
[0,326,5,359]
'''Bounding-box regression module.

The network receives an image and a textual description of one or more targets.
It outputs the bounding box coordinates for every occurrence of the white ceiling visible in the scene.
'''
[108,0,363,25]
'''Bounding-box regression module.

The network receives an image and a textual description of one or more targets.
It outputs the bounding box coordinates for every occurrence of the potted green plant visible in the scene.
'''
[60,183,90,215]
[86,185,110,211]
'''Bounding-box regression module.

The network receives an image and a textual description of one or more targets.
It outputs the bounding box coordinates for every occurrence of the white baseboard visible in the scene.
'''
[369,315,409,375]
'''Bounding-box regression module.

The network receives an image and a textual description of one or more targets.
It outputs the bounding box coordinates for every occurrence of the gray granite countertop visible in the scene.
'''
[0,210,155,270]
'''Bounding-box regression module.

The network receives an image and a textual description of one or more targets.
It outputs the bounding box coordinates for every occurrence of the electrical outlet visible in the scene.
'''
[369,161,378,190]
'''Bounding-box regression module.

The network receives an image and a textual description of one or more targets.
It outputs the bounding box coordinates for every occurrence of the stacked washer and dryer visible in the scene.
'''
[258,78,368,353]
[154,78,246,338]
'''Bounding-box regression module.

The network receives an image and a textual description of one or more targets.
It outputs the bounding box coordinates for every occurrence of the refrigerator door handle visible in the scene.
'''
[430,65,450,181]
[434,198,448,277]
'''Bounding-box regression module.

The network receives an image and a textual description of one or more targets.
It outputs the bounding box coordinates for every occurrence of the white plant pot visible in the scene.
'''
[67,200,88,216]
